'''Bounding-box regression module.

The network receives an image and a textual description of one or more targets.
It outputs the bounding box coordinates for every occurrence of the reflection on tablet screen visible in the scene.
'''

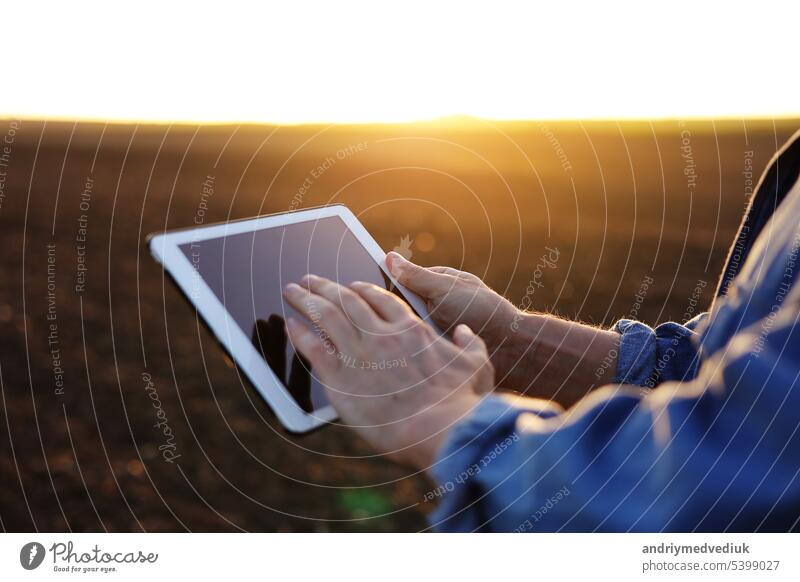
[179,216,418,415]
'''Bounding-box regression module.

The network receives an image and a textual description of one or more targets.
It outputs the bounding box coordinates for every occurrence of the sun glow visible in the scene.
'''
[3,1,800,124]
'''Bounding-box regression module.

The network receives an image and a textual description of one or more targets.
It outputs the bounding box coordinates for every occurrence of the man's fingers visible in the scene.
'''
[349,281,415,323]
[282,283,357,348]
[452,323,495,393]
[285,317,339,375]
[300,274,382,333]
[386,251,453,297]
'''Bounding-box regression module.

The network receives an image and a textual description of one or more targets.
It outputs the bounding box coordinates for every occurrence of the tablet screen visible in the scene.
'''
[179,216,417,415]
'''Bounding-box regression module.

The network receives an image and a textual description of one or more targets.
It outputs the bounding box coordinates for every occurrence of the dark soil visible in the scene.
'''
[0,118,796,531]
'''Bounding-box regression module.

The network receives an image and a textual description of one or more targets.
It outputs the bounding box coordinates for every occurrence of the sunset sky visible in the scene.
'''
[4,1,799,124]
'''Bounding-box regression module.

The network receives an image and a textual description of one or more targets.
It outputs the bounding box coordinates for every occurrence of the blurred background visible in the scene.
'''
[1,1,799,531]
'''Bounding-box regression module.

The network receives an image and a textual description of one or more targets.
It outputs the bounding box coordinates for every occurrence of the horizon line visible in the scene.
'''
[3,113,800,129]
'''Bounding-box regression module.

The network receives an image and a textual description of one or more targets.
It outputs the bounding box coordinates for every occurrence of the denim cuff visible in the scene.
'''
[428,395,561,531]
[612,319,657,386]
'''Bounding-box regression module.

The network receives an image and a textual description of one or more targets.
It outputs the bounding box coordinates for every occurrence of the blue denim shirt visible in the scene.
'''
[430,131,800,532]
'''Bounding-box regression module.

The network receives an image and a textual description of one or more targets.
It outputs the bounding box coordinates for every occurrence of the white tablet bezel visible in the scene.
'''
[148,204,431,433]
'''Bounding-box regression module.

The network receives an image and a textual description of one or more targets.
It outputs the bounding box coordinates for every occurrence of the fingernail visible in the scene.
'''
[284,283,300,294]
[387,254,404,274]
[391,251,407,264]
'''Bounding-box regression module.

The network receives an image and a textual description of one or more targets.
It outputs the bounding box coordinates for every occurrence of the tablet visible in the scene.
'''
[148,204,431,433]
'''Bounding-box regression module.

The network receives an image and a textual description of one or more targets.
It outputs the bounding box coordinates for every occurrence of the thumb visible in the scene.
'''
[452,323,489,357]
[386,251,449,297]
[452,324,495,393]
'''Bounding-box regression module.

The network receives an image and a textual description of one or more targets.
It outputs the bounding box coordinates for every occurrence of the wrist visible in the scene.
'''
[490,311,543,388]
[399,392,481,470]
[502,313,620,406]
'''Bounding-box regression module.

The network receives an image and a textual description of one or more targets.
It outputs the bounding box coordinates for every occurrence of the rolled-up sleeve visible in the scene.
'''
[613,313,707,387]
[428,395,562,532]
[429,300,800,532]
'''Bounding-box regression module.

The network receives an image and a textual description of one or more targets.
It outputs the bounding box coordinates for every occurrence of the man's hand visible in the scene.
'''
[386,251,519,348]
[386,251,532,390]
[386,252,621,407]
[282,274,494,470]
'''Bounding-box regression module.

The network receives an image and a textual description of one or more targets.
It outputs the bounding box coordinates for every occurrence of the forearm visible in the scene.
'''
[493,313,619,407]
